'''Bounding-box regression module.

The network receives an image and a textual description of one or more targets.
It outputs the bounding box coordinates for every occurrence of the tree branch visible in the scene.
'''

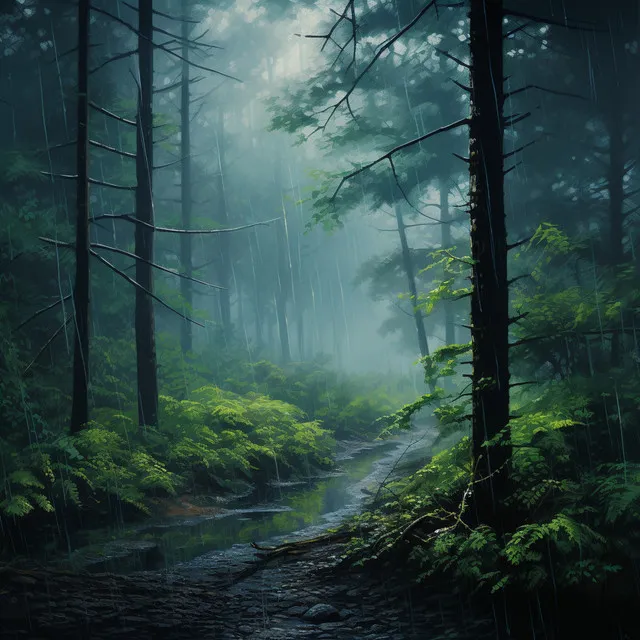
[16,295,72,330]
[330,118,470,200]
[89,214,280,234]
[90,251,205,327]
[23,315,73,375]
[505,84,586,100]
[89,102,136,127]
[90,49,138,74]
[89,139,136,159]
[306,0,439,137]
[90,243,224,289]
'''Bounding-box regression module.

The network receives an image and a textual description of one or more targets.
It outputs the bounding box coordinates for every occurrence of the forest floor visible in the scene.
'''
[0,539,495,640]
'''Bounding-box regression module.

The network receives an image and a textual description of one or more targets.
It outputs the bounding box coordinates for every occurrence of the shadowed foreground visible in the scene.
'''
[0,541,493,640]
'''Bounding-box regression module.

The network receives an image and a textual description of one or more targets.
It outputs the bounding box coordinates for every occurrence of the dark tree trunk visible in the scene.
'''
[394,205,430,359]
[135,0,159,427]
[179,12,193,355]
[216,108,232,338]
[468,0,511,529]
[440,178,456,347]
[70,0,91,434]
[607,104,624,367]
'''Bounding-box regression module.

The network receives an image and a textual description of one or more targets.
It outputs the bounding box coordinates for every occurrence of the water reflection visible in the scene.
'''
[73,442,395,573]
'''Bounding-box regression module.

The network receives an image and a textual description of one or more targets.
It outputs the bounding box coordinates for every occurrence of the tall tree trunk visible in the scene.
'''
[275,212,291,363]
[440,177,456,346]
[297,308,305,361]
[179,11,193,355]
[70,0,91,434]
[266,56,291,363]
[468,0,511,529]
[216,108,232,338]
[249,231,264,349]
[394,204,430,359]
[607,103,624,367]
[135,0,159,427]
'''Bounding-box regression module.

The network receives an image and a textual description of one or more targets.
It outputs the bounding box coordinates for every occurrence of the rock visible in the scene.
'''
[286,605,308,616]
[318,621,344,631]
[339,608,355,619]
[302,603,341,623]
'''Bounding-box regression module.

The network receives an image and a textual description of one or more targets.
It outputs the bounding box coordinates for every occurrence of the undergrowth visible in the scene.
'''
[343,224,640,608]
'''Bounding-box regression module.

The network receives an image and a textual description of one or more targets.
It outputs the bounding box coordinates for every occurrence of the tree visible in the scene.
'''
[135,0,159,427]
[179,8,194,355]
[69,0,91,434]
[467,0,511,530]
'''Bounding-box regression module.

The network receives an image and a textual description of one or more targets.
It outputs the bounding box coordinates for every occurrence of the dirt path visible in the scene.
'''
[0,542,494,639]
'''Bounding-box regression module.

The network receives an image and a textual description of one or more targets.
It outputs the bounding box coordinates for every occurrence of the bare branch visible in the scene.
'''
[16,295,72,330]
[154,155,191,170]
[507,235,533,250]
[503,9,602,32]
[91,243,225,289]
[23,315,73,375]
[330,118,470,200]
[155,76,204,94]
[306,0,439,137]
[90,251,205,327]
[89,102,136,127]
[435,47,469,68]
[89,214,280,235]
[40,172,136,191]
[505,84,586,100]
[90,49,137,74]
[504,139,537,159]
[47,140,76,152]
[90,139,136,158]
[504,161,522,176]
[503,112,532,127]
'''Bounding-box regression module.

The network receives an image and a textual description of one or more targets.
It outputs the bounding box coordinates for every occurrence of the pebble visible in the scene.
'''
[302,603,341,623]
[0,542,493,639]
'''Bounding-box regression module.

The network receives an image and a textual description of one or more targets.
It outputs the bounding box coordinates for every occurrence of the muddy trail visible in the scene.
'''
[0,538,495,640]
[0,429,497,639]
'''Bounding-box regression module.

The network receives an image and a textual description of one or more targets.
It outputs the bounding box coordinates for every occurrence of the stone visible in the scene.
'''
[302,603,341,623]
[286,605,308,616]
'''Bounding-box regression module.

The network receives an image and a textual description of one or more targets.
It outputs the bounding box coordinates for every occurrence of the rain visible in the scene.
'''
[0,0,639,638]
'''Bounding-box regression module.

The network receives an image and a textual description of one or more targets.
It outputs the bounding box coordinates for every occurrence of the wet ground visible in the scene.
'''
[0,429,498,639]
[0,539,495,639]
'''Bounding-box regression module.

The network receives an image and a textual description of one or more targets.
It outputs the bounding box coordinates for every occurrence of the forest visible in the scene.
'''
[1,0,639,638]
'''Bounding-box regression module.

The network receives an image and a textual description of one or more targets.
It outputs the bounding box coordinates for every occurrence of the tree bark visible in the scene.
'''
[468,0,511,530]
[70,0,91,434]
[135,0,159,427]
[179,11,193,355]
[216,108,232,338]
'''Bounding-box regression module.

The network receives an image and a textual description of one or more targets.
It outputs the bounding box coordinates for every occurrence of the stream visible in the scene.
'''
[59,426,435,576]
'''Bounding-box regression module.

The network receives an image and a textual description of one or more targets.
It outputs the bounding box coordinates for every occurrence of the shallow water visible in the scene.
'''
[65,427,435,574]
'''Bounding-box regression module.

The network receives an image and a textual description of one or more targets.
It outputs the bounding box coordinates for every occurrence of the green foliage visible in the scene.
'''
[344,221,640,602]
[225,359,412,439]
